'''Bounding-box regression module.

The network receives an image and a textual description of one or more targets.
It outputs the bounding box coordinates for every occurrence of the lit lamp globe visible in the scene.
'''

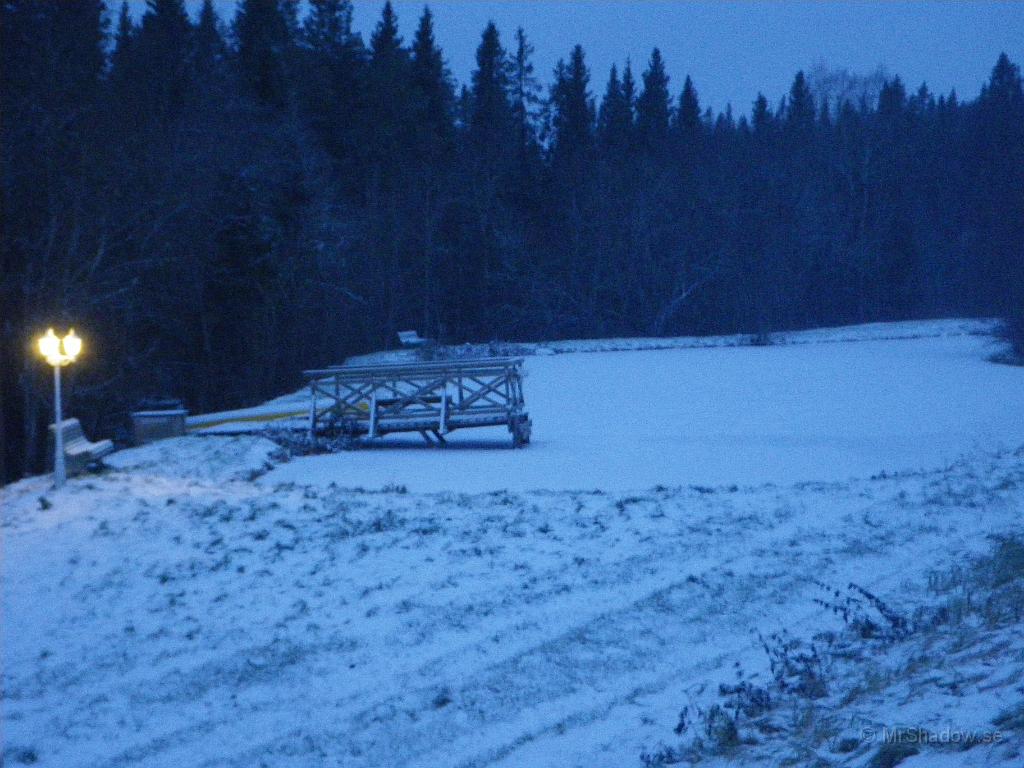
[38,327,81,366]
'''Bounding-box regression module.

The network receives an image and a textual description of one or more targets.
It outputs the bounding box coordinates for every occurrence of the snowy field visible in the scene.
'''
[3,319,1024,767]
[263,319,1024,492]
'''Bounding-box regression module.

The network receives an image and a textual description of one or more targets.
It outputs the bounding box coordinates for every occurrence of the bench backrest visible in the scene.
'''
[49,418,86,443]
[397,330,427,347]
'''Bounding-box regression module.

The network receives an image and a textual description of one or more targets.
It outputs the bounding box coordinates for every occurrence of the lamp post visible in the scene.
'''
[38,328,82,488]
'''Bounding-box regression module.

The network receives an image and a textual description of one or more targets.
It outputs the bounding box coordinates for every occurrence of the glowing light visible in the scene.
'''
[37,328,83,366]
[63,328,82,360]
[38,328,60,361]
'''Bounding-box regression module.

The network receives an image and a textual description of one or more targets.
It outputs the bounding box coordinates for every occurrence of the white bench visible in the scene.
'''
[48,418,114,477]
[397,330,429,348]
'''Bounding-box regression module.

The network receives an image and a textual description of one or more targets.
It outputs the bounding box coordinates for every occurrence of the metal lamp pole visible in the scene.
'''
[38,328,82,489]
[53,361,66,486]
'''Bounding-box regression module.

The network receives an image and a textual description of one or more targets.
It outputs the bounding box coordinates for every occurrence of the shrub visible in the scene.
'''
[998,315,1024,364]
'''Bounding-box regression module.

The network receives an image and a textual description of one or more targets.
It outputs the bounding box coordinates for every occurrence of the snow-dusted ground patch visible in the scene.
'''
[265,331,1024,493]
[104,435,280,483]
[3,441,1023,767]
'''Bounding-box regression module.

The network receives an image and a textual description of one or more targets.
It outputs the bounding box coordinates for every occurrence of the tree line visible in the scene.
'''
[2,0,1022,481]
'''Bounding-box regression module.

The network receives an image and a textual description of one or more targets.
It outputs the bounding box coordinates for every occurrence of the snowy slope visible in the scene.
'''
[2,319,1023,768]
[3,442,1023,767]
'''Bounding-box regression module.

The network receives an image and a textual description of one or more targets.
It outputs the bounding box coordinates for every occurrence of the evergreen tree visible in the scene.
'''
[785,70,815,130]
[469,22,512,150]
[364,0,412,167]
[974,54,1024,314]
[878,76,906,117]
[598,64,632,151]
[550,45,594,171]
[0,0,108,480]
[818,95,832,127]
[194,0,225,73]
[752,92,772,133]
[235,0,295,108]
[636,48,670,147]
[111,2,135,76]
[910,82,932,116]
[411,6,455,154]
[300,0,363,165]
[621,59,637,119]
[982,52,1023,106]
[133,0,193,118]
[674,75,701,135]
[509,27,542,158]
[369,1,403,63]
[304,0,353,55]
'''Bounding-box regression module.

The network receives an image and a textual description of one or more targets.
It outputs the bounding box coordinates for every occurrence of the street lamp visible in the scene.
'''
[37,328,82,487]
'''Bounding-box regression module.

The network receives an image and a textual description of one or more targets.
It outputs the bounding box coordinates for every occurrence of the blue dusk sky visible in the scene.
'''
[124,1,1024,115]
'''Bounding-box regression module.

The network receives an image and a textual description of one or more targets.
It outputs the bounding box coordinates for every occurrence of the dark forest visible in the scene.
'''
[2,0,1022,481]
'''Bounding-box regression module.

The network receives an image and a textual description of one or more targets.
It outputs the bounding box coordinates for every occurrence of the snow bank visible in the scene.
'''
[105,435,280,483]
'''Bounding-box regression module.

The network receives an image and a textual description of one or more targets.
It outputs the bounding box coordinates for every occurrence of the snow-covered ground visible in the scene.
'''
[263,319,1023,493]
[2,319,1023,768]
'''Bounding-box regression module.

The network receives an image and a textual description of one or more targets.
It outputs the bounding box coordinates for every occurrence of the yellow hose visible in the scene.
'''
[187,409,308,431]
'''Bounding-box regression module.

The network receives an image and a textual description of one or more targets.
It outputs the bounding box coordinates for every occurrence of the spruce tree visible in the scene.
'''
[636,48,670,148]
[301,0,363,164]
[111,2,135,76]
[785,70,815,130]
[469,22,512,147]
[134,0,193,118]
[984,52,1023,106]
[976,54,1024,314]
[752,92,772,133]
[411,6,455,154]
[235,0,295,108]
[304,0,353,56]
[674,75,701,135]
[365,0,413,167]
[509,27,542,158]
[369,1,403,63]
[0,0,108,480]
[194,0,224,73]
[550,45,594,169]
[598,64,631,151]
[878,76,906,117]
[621,59,637,119]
